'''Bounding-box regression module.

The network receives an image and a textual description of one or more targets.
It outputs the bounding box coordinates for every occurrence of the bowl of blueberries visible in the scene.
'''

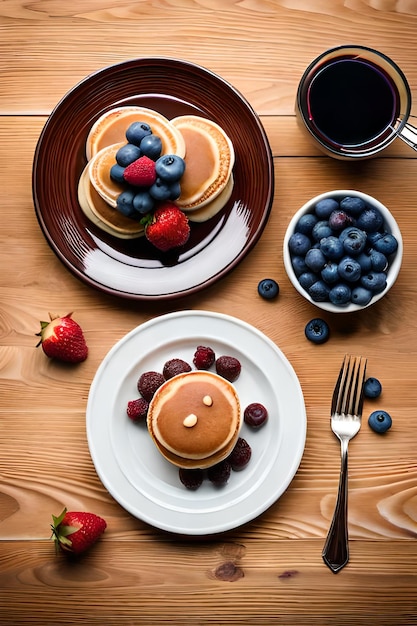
[283,190,403,313]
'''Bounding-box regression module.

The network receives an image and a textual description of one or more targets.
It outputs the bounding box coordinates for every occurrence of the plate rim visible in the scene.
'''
[86,310,307,535]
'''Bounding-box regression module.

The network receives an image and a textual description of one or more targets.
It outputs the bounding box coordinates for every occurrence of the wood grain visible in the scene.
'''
[1,1,417,624]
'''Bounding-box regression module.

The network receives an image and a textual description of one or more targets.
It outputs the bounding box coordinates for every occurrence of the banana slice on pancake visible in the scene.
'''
[171,115,234,211]
[78,164,144,239]
[86,106,186,160]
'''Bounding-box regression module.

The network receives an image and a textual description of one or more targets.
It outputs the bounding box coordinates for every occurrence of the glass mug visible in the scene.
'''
[296,45,417,159]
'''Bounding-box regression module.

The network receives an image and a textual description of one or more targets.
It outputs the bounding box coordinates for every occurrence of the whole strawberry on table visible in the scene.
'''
[36,312,88,363]
[51,508,107,555]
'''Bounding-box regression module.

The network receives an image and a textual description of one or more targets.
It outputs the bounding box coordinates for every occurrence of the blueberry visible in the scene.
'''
[329,283,351,305]
[328,210,353,231]
[258,278,279,299]
[291,255,309,277]
[338,257,362,282]
[351,286,373,306]
[149,178,173,201]
[374,233,398,255]
[314,198,339,219]
[116,143,141,167]
[356,207,384,232]
[116,190,137,218]
[304,318,330,344]
[321,261,339,284]
[132,191,154,215]
[168,181,181,200]
[308,280,330,302]
[298,272,318,290]
[312,220,333,242]
[320,236,344,260]
[340,196,366,216]
[356,251,372,273]
[110,163,126,184]
[288,232,311,256]
[305,247,326,272]
[370,249,388,272]
[295,213,318,235]
[155,154,185,183]
[340,227,367,255]
[368,410,392,433]
[360,272,387,293]
[126,122,152,146]
[367,231,383,247]
[140,134,162,160]
[364,377,382,399]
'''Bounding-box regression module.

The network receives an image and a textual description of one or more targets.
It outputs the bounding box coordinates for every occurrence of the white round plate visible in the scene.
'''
[86,311,306,535]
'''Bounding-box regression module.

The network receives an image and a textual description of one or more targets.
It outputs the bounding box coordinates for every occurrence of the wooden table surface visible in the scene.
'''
[1,1,417,624]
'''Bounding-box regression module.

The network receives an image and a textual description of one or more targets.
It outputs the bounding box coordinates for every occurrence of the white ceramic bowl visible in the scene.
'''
[283,190,403,313]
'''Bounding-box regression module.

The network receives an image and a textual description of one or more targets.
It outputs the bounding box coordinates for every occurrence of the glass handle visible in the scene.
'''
[397,115,417,151]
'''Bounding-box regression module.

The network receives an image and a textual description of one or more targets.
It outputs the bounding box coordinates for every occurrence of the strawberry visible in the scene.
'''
[143,202,190,252]
[123,155,156,187]
[36,312,88,363]
[51,508,107,555]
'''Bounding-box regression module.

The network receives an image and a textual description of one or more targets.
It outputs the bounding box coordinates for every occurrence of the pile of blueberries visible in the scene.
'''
[110,122,185,219]
[288,195,399,307]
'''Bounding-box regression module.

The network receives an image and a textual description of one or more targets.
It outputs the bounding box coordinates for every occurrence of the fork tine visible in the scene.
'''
[331,354,349,415]
[331,355,367,416]
[351,356,367,417]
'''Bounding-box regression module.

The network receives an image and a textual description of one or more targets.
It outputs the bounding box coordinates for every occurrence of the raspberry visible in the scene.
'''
[215,356,241,382]
[229,437,252,471]
[193,345,215,370]
[179,468,204,490]
[207,460,232,487]
[163,358,192,380]
[126,398,149,422]
[244,403,268,429]
[123,156,156,187]
[137,371,165,401]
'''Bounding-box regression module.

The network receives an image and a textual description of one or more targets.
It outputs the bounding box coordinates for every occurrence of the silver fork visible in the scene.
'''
[322,354,367,573]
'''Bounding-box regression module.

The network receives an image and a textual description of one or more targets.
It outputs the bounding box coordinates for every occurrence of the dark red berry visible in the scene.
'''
[215,356,241,382]
[244,403,268,429]
[229,437,252,471]
[193,345,215,370]
[179,468,204,490]
[163,358,192,380]
[207,460,232,486]
[126,398,149,422]
[137,371,165,401]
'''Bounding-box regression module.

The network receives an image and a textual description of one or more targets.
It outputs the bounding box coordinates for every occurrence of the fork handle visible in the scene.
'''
[322,439,349,573]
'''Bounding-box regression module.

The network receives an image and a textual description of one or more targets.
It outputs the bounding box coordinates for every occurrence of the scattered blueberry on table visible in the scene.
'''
[368,410,392,433]
[364,377,382,399]
[304,318,330,344]
[258,278,279,299]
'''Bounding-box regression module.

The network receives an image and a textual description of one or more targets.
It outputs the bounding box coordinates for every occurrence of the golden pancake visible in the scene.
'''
[86,106,186,160]
[147,371,241,469]
[185,173,234,223]
[88,142,125,208]
[171,115,234,211]
[78,165,144,239]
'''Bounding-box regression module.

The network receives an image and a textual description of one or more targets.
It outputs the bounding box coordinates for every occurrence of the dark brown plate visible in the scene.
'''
[33,58,274,300]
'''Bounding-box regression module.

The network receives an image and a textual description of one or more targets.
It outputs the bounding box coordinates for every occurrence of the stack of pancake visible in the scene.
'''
[77,106,235,240]
[147,371,241,469]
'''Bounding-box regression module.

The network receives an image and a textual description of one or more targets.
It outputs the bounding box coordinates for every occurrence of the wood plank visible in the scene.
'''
[0,540,416,625]
[0,2,416,115]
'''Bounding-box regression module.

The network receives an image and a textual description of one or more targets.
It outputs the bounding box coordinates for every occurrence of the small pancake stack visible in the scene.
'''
[78,106,235,240]
[147,370,241,469]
